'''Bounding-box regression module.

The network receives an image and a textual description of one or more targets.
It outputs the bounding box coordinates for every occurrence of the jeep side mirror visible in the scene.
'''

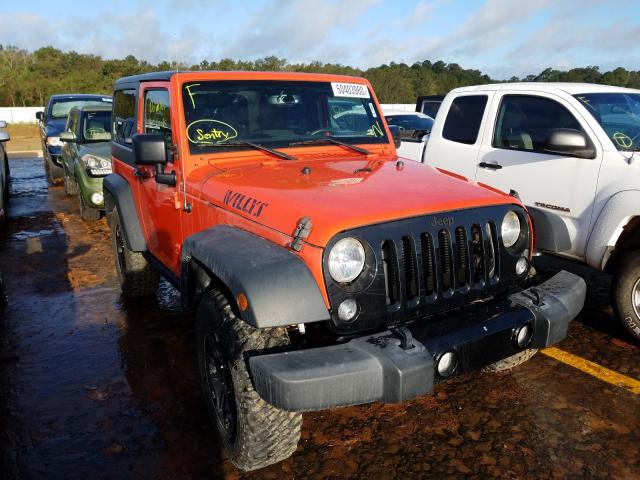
[545,128,596,159]
[133,134,168,165]
[132,134,176,187]
[36,111,43,122]
[388,125,402,149]
[60,131,76,143]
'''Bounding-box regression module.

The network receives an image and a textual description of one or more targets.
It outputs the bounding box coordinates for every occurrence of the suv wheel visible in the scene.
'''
[109,208,159,297]
[63,170,78,196]
[47,158,64,184]
[79,193,101,221]
[196,290,302,471]
[483,349,538,372]
[613,250,640,340]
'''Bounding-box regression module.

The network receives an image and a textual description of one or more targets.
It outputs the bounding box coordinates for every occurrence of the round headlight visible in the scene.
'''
[501,210,521,248]
[328,237,365,283]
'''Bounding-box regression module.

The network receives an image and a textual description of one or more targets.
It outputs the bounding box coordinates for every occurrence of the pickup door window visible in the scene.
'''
[475,94,601,258]
[443,95,488,145]
[494,95,586,153]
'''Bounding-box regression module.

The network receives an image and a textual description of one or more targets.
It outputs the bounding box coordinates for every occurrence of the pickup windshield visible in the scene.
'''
[574,93,640,151]
[50,98,112,119]
[181,80,387,155]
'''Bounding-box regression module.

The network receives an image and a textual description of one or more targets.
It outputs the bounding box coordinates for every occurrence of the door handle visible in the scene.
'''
[478,162,502,170]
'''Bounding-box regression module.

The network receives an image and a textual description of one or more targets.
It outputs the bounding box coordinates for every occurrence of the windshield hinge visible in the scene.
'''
[290,217,312,252]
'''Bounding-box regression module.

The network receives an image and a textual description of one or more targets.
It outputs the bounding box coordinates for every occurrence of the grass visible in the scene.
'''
[4,123,41,153]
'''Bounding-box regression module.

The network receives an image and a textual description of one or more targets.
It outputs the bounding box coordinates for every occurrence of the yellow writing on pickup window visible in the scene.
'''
[187,119,238,144]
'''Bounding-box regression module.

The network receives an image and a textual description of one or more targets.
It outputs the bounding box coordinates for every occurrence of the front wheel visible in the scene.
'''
[613,250,640,341]
[79,193,101,221]
[196,290,302,471]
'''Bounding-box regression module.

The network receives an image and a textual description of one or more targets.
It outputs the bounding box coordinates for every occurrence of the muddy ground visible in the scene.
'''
[1,156,639,479]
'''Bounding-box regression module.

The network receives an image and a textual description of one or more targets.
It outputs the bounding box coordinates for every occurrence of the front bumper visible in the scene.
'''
[76,166,107,209]
[249,270,586,412]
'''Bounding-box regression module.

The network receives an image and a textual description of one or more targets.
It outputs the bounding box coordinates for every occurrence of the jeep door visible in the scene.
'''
[475,92,602,258]
[136,84,184,274]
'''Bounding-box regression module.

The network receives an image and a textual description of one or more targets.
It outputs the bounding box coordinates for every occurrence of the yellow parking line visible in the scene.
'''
[541,347,640,395]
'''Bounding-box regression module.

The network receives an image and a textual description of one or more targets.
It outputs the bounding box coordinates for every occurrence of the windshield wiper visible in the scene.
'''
[289,137,370,155]
[201,141,296,160]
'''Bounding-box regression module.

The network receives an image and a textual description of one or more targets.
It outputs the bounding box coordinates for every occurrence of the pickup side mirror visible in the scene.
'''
[0,131,9,142]
[545,128,596,159]
[132,134,176,187]
[388,125,402,149]
[60,131,77,143]
[36,111,44,122]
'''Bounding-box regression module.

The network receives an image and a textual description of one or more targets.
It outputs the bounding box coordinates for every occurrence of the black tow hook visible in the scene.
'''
[392,327,415,350]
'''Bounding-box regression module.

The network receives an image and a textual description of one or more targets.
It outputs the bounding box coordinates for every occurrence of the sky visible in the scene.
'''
[1,0,639,79]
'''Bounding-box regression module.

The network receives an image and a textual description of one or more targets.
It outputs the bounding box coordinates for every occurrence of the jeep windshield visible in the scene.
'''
[575,93,640,151]
[182,80,387,155]
[50,98,112,119]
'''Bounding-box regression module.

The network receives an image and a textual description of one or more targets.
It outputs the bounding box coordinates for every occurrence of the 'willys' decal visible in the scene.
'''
[223,190,269,217]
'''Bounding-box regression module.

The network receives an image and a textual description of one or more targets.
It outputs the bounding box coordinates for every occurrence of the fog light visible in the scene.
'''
[337,298,358,322]
[91,192,104,205]
[436,351,457,377]
[515,257,528,276]
[514,324,533,348]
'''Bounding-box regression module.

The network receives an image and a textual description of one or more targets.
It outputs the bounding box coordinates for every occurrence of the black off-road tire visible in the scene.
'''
[79,193,101,221]
[196,290,302,471]
[483,349,538,372]
[3,154,9,204]
[613,250,640,341]
[109,208,159,297]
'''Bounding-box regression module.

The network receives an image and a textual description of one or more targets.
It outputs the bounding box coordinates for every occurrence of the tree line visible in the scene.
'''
[1,45,639,107]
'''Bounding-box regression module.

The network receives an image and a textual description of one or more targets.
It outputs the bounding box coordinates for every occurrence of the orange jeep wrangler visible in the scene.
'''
[104,71,586,471]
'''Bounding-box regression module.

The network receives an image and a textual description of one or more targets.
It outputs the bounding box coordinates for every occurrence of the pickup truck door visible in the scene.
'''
[135,83,184,275]
[475,92,602,258]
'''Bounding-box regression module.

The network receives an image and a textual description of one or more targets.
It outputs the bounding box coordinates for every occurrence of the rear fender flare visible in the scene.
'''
[103,173,146,252]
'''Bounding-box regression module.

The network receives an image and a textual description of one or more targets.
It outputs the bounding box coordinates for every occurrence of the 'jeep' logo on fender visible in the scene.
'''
[431,216,454,228]
[223,190,269,217]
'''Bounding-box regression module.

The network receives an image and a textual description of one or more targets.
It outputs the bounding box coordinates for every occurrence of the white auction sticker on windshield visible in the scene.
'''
[331,82,370,98]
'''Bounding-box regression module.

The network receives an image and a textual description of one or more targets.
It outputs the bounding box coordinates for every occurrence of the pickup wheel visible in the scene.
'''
[483,349,538,372]
[79,193,101,221]
[47,158,64,184]
[109,208,159,297]
[613,250,640,340]
[196,290,302,471]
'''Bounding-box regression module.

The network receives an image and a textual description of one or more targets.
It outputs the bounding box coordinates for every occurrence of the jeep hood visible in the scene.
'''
[198,156,517,247]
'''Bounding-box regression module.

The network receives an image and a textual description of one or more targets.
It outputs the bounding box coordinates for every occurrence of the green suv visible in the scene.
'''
[60,105,112,221]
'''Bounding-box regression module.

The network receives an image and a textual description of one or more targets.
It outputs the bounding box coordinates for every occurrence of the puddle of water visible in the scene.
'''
[8,158,48,198]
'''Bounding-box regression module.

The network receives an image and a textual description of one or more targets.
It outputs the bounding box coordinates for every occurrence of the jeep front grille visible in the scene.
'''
[381,222,499,308]
[323,205,527,334]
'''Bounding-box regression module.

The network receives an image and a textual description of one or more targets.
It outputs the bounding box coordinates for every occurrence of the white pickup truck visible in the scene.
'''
[418,83,640,340]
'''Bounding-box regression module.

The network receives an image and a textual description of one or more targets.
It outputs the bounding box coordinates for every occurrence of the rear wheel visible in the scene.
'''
[196,290,302,471]
[613,250,640,341]
[109,208,159,297]
[483,349,538,372]
[79,193,101,221]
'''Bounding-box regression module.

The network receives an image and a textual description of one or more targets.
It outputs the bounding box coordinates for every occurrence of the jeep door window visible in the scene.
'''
[494,95,584,153]
[575,93,640,151]
[442,95,488,144]
[82,111,112,142]
[144,89,172,155]
[50,98,111,119]
[113,89,137,145]
[181,81,386,154]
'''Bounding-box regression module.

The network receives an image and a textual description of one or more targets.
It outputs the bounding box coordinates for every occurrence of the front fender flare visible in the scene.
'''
[585,189,640,270]
[181,226,329,328]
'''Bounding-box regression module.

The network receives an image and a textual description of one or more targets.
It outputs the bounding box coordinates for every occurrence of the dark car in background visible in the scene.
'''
[60,105,112,221]
[36,94,112,183]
